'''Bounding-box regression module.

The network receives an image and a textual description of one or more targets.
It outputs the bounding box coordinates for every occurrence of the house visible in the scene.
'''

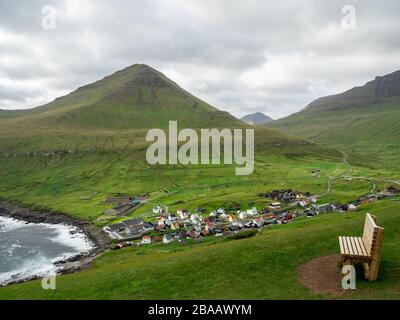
[347,204,357,211]
[170,221,181,230]
[231,221,243,229]
[203,216,216,223]
[298,200,308,207]
[219,212,228,221]
[242,220,253,228]
[168,214,177,221]
[229,224,239,231]
[176,231,188,239]
[143,222,155,232]
[190,214,202,224]
[217,208,225,214]
[238,211,247,220]
[246,207,258,216]
[228,213,238,222]
[253,217,264,228]
[158,217,167,226]
[141,235,152,244]
[195,207,206,213]
[205,222,216,232]
[124,218,146,235]
[200,229,209,237]
[311,169,321,177]
[163,234,174,244]
[154,225,165,232]
[318,204,336,213]
[190,230,200,238]
[193,225,202,232]
[153,205,163,214]
[103,223,130,239]
[209,211,218,217]
[269,202,282,210]
[309,196,317,203]
[177,209,190,220]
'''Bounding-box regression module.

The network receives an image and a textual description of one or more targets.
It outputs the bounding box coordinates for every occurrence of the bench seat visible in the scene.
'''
[339,236,370,262]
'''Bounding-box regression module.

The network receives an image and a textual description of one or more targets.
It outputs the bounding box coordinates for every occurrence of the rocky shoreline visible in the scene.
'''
[0,200,110,286]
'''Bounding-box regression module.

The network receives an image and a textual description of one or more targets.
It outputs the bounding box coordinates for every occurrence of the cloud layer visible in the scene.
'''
[1,0,399,119]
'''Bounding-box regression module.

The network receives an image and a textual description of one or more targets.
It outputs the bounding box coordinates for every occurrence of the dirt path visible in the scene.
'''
[298,254,349,298]
[317,150,399,199]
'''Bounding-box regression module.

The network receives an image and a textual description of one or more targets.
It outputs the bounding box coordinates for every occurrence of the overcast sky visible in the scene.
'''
[0,0,399,119]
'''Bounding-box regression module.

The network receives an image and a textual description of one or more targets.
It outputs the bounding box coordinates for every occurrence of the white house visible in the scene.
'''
[153,205,162,214]
[239,211,248,220]
[209,211,218,217]
[177,209,189,219]
[158,217,167,226]
[163,234,174,244]
[247,207,257,216]
[190,214,202,224]
[141,235,152,244]
[219,212,228,221]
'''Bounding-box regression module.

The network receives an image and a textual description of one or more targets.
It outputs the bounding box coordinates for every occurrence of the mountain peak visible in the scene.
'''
[241,112,273,125]
[3,63,244,130]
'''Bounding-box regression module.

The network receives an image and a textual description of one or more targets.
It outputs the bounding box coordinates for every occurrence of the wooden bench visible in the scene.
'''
[339,213,384,281]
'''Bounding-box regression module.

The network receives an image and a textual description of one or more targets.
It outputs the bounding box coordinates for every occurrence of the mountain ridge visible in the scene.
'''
[267,68,400,164]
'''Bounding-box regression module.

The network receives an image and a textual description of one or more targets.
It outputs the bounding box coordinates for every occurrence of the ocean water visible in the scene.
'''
[0,216,95,285]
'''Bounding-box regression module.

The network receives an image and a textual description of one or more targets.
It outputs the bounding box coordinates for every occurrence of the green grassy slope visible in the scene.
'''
[1,200,399,300]
[268,70,400,166]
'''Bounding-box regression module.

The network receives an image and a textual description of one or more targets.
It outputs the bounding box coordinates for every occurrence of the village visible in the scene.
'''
[103,186,399,249]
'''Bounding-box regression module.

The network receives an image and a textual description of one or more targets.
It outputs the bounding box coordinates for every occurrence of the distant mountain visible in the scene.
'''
[268,69,400,162]
[241,112,273,125]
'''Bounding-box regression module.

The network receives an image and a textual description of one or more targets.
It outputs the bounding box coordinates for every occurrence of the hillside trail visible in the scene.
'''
[316,150,399,200]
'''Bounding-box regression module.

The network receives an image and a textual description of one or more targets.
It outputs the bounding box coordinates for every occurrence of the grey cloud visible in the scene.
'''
[0,0,399,118]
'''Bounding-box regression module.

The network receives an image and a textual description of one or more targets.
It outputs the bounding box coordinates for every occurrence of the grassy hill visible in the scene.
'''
[268,70,400,166]
[0,64,243,129]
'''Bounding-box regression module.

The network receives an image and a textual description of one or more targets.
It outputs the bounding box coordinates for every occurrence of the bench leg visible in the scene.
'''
[362,263,370,280]
[367,260,380,281]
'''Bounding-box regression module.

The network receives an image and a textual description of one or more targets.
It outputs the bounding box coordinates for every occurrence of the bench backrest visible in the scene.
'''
[362,213,384,256]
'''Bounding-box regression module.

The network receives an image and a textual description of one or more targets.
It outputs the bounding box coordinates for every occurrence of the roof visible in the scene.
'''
[124,218,144,226]
[107,223,126,232]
